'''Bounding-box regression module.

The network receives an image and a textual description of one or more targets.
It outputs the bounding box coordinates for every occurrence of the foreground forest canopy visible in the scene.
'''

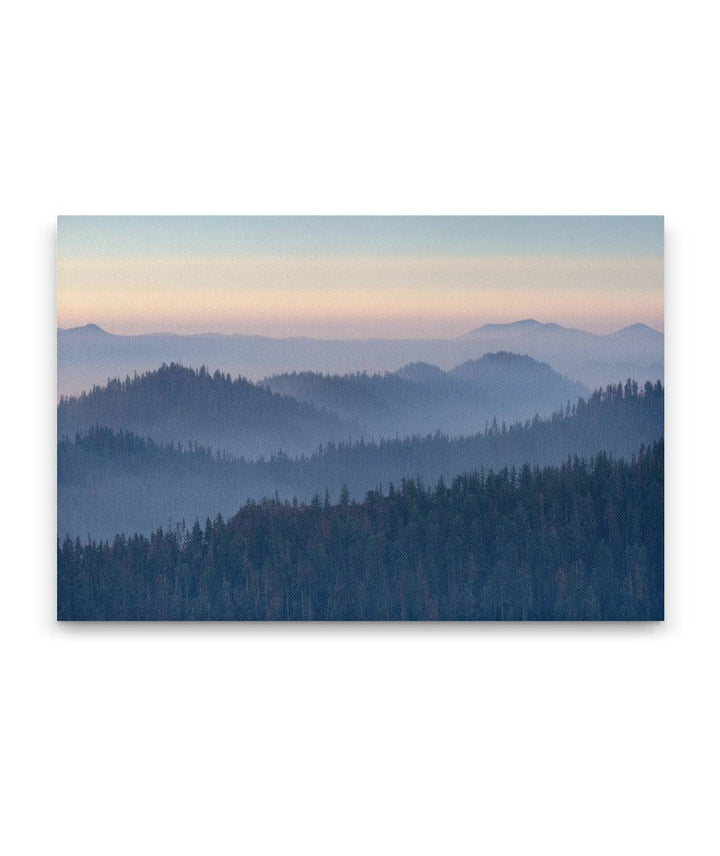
[58,440,664,621]
[58,380,664,540]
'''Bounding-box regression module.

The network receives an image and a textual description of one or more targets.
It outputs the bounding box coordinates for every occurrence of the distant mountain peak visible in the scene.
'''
[484,319,542,330]
[59,323,108,335]
[613,322,662,335]
[460,319,664,340]
[459,319,571,339]
[510,318,539,327]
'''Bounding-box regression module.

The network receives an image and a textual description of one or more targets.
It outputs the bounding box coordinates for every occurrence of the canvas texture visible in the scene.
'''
[57,216,664,620]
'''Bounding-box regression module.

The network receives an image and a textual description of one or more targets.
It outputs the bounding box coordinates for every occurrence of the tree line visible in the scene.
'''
[58,380,664,541]
[58,439,664,621]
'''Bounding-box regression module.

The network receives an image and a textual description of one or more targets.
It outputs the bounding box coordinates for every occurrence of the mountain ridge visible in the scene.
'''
[262,353,587,439]
[58,320,664,395]
[460,319,662,339]
[59,319,662,340]
[57,362,353,459]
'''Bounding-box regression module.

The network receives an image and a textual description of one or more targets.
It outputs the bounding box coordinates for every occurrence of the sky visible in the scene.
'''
[57,216,664,337]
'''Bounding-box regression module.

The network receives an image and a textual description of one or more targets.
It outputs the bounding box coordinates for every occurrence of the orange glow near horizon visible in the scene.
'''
[57,253,664,337]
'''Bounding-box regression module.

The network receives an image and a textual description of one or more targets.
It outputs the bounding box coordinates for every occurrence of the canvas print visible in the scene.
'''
[57,216,664,621]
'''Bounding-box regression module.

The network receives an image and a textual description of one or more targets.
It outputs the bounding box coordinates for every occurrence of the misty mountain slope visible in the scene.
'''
[263,354,587,437]
[57,319,664,395]
[58,381,664,541]
[260,371,427,433]
[458,320,664,390]
[261,369,489,437]
[57,363,353,458]
[459,318,663,347]
[394,361,462,387]
[449,352,587,417]
[58,354,585,462]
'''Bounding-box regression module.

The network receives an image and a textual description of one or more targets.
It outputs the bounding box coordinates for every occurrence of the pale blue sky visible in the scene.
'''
[57,216,664,336]
[58,215,663,260]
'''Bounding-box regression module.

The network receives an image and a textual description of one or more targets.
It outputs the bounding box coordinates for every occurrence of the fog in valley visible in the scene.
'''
[58,320,664,542]
[58,319,663,398]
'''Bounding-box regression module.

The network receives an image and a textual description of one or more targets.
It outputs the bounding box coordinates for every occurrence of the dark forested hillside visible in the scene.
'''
[58,440,664,621]
[57,355,587,460]
[57,363,351,458]
[263,352,588,437]
[59,381,664,541]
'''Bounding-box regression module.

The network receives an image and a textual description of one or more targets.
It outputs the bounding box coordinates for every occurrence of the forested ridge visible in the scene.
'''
[59,380,664,540]
[57,363,350,458]
[58,440,664,621]
[58,354,588,458]
[262,352,587,436]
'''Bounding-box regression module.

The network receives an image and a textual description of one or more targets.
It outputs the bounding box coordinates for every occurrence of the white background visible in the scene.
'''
[2,2,718,854]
